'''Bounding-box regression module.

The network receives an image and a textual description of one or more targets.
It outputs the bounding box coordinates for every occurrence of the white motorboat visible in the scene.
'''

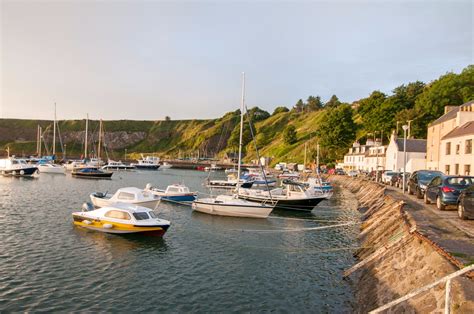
[192,195,273,218]
[37,163,66,174]
[145,183,197,202]
[90,187,160,209]
[132,155,160,170]
[277,170,300,179]
[192,73,274,218]
[204,163,222,171]
[0,157,38,177]
[72,202,170,236]
[159,162,172,169]
[101,160,135,171]
[238,180,326,211]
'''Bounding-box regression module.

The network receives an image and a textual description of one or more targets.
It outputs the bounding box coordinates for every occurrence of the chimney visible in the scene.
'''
[444,105,458,114]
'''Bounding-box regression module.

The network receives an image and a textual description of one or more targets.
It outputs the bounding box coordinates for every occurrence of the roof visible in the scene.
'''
[429,107,460,127]
[395,138,427,153]
[428,100,474,127]
[442,121,474,140]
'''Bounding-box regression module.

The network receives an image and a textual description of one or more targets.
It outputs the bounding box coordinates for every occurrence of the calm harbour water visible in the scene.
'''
[0,169,360,312]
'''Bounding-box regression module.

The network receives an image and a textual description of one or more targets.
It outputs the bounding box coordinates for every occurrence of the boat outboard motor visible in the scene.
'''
[82,202,94,212]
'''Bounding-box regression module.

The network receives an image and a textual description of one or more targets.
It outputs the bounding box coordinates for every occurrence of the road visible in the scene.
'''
[384,184,474,265]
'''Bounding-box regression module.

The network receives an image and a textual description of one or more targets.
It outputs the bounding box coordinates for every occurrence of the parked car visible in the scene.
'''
[335,169,346,175]
[407,170,444,199]
[382,171,399,185]
[458,184,474,219]
[348,170,358,177]
[424,175,474,210]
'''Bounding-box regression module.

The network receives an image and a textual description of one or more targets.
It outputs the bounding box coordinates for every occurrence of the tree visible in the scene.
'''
[293,99,305,113]
[165,116,171,121]
[307,95,323,111]
[283,125,297,144]
[272,106,289,115]
[316,104,356,160]
[325,95,341,108]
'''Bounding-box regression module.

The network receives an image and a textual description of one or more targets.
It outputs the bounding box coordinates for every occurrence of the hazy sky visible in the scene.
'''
[0,0,472,120]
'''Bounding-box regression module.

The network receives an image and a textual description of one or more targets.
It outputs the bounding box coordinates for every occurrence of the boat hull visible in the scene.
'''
[135,165,160,170]
[239,195,325,211]
[192,201,272,218]
[72,172,113,179]
[72,214,169,236]
[1,167,38,177]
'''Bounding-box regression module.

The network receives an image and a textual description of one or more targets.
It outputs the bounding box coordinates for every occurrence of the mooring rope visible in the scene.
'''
[234,221,358,233]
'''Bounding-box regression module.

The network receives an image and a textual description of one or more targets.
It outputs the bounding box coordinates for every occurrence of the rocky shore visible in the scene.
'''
[330,176,474,313]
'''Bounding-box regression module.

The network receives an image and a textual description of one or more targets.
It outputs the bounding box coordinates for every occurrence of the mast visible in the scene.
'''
[53,103,57,156]
[84,114,89,158]
[39,126,42,157]
[316,143,320,174]
[304,142,307,169]
[237,72,245,195]
[36,125,40,156]
[98,119,102,160]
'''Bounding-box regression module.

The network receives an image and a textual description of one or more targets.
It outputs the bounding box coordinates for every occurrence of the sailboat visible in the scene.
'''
[38,104,66,174]
[192,73,274,218]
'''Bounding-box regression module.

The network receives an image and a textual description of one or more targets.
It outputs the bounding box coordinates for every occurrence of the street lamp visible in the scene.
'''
[402,125,409,194]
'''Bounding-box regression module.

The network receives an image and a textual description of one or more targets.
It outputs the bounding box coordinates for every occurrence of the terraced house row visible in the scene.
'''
[340,100,474,174]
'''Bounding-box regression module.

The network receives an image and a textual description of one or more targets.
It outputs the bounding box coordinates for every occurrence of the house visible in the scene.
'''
[385,132,427,172]
[426,100,474,170]
[364,145,387,172]
[439,120,474,175]
[222,152,238,164]
[342,139,385,171]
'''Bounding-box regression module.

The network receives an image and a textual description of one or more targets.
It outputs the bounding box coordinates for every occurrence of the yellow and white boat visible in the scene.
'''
[72,203,170,236]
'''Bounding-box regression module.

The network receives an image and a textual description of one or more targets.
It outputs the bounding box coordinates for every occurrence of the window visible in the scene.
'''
[133,212,150,220]
[456,144,460,155]
[466,139,472,154]
[445,165,450,175]
[446,142,451,155]
[117,192,135,200]
[447,177,473,186]
[455,164,459,175]
[465,165,471,176]
[105,210,131,220]
[149,211,157,218]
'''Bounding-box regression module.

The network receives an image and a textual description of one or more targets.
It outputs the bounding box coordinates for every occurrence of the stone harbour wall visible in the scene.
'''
[329,176,474,313]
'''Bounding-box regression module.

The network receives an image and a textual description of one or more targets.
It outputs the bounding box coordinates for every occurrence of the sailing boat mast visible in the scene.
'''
[84,114,89,159]
[316,143,320,174]
[304,142,307,169]
[236,72,245,195]
[53,103,57,156]
[97,119,102,160]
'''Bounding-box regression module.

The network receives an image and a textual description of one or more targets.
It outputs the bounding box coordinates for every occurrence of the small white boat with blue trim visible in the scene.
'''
[90,187,160,209]
[0,157,38,177]
[145,183,197,203]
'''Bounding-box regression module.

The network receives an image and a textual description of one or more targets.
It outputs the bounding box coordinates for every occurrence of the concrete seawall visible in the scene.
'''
[329,176,474,313]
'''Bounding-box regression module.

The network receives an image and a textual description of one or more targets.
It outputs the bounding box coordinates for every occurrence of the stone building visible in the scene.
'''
[439,120,474,175]
[426,100,474,170]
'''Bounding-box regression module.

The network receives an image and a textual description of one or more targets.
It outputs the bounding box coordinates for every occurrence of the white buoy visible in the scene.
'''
[102,224,113,229]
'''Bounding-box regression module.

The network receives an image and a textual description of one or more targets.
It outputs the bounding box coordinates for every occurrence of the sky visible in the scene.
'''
[0,0,472,121]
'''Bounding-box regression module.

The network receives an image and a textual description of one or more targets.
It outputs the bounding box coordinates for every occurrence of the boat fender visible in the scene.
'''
[20,170,25,175]
[83,220,92,225]
[12,170,16,175]
[82,202,94,212]
[103,223,113,229]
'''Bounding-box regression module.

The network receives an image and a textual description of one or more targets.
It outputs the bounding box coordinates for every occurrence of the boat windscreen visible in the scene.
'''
[133,212,150,220]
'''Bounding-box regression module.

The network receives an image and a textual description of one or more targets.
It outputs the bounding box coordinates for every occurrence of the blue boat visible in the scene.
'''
[145,184,197,203]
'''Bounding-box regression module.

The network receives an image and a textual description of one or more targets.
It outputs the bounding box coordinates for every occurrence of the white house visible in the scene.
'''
[364,145,387,172]
[385,133,427,173]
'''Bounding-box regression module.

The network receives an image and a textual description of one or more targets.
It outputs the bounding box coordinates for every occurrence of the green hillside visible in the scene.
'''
[1,65,473,165]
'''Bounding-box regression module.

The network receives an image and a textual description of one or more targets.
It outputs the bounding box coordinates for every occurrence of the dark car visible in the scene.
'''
[424,176,474,210]
[458,184,474,219]
[407,170,444,199]
[391,172,410,188]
